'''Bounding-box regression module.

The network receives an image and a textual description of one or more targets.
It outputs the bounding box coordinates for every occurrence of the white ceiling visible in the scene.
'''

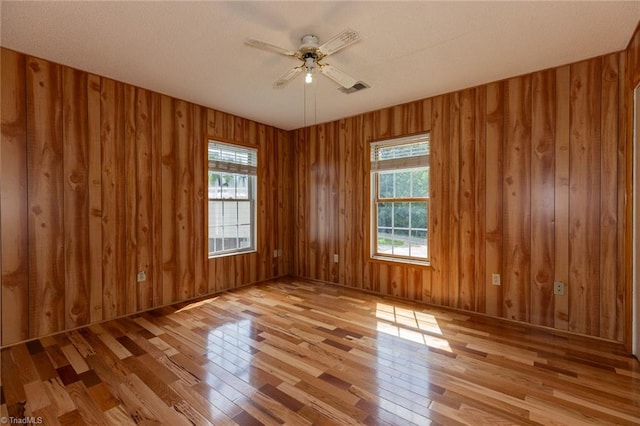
[2,1,639,130]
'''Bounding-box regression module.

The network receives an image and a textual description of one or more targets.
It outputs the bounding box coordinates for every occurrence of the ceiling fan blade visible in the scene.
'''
[246,38,296,56]
[318,29,360,56]
[320,64,358,89]
[274,66,303,88]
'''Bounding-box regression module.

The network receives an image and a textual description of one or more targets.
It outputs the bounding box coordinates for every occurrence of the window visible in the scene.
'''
[208,141,257,257]
[371,133,429,263]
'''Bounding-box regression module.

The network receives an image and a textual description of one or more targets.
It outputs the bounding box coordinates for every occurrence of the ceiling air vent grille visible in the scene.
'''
[339,81,369,94]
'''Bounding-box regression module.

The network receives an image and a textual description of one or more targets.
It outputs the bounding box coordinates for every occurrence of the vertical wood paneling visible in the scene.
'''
[599,53,619,340]
[135,88,153,311]
[475,86,487,312]
[161,95,176,304]
[554,66,570,330]
[503,75,531,322]
[530,70,555,327]
[124,85,137,315]
[617,50,628,345]
[26,56,64,337]
[458,89,476,311]
[174,100,194,301]
[87,74,102,324]
[101,78,126,319]
[339,117,359,288]
[485,82,504,318]
[150,92,162,308]
[192,105,207,296]
[429,96,448,306]
[448,94,461,307]
[1,49,29,344]
[256,122,270,282]
[62,66,90,329]
[361,113,374,293]
[277,128,293,276]
[569,58,602,335]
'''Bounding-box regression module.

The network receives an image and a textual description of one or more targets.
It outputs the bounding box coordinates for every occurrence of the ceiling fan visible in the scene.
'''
[246,29,361,89]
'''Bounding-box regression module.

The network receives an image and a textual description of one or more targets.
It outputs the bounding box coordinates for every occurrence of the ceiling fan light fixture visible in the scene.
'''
[304,56,316,84]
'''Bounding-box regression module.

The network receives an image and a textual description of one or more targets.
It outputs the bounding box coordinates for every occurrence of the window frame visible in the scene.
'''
[370,133,430,265]
[207,140,258,258]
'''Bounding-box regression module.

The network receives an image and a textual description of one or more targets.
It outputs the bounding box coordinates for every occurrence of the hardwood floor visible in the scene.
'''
[1,278,639,425]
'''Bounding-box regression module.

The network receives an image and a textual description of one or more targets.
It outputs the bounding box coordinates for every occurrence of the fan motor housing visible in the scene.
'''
[300,34,320,55]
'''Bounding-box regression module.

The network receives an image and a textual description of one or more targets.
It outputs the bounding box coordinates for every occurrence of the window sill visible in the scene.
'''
[208,249,257,259]
[370,255,431,269]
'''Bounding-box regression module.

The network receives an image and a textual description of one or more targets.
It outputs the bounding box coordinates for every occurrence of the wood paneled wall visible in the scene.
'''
[292,48,632,341]
[0,48,292,346]
[1,22,638,346]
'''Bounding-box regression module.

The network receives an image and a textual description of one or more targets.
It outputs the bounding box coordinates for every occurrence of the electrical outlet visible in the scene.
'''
[333,254,339,263]
[137,270,147,282]
[554,281,565,295]
[492,273,501,286]
[273,249,278,258]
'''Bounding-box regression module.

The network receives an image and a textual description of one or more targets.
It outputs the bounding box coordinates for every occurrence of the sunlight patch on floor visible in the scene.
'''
[375,303,452,352]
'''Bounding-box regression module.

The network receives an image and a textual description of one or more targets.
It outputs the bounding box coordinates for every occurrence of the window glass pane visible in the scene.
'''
[395,172,411,197]
[379,173,394,198]
[410,202,427,229]
[209,172,223,199]
[377,228,397,254]
[223,226,239,251]
[223,202,238,226]
[238,225,251,248]
[236,174,249,199]
[377,203,392,227]
[393,202,410,228]
[411,169,428,197]
[237,200,251,225]
[392,229,409,256]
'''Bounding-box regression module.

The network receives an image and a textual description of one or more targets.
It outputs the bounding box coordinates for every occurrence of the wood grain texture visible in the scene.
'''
[503,75,532,322]
[3,279,639,425]
[569,58,602,336]
[485,82,504,318]
[554,66,570,331]
[458,88,476,311]
[135,88,153,311]
[174,100,195,301]
[101,78,126,319]
[599,53,619,341]
[26,56,65,337]
[1,49,29,345]
[161,95,176,305]
[87,73,103,324]
[124,84,137,315]
[530,69,555,327]
[62,66,90,329]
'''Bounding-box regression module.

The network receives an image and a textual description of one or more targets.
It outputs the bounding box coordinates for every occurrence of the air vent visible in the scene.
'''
[339,81,369,94]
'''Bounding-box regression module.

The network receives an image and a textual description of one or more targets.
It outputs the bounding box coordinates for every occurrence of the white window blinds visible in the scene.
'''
[370,133,429,172]
[208,141,257,175]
